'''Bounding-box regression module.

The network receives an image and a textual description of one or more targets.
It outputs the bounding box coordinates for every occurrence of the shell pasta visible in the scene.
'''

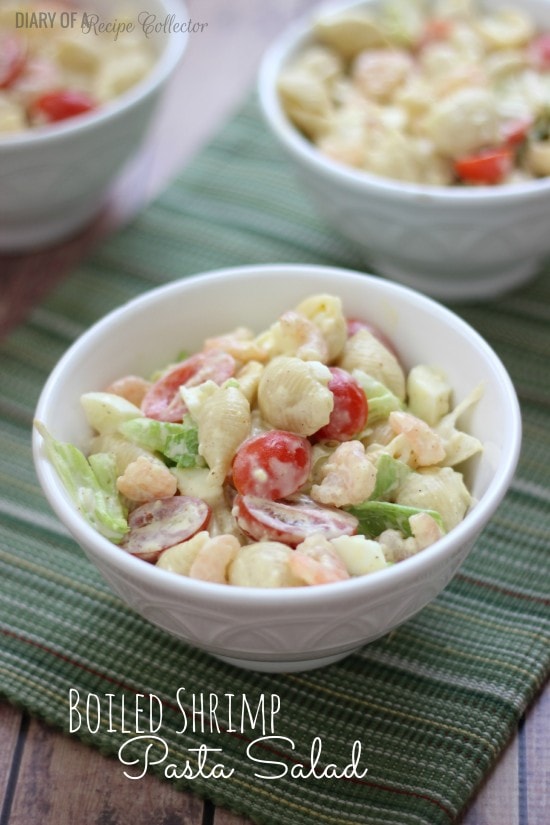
[36,292,483,588]
[278,0,550,186]
[0,2,155,134]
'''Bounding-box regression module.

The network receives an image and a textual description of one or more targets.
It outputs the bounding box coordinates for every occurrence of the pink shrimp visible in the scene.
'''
[116,456,177,503]
[289,535,350,586]
[311,441,376,507]
[188,534,241,584]
[105,375,152,407]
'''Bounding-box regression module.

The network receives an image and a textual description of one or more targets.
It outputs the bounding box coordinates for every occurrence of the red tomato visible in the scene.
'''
[141,350,235,422]
[501,118,532,148]
[31,89,96,123]
[0,37,26,89]
[528,34,550,70]
[232,430,312,500]
[122,495,210,562]
[454,147,513,185]
[313,367,368,442]
[233,494,358,546]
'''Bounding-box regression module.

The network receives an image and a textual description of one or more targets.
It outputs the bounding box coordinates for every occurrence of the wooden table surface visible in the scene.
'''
[0,1,548,822]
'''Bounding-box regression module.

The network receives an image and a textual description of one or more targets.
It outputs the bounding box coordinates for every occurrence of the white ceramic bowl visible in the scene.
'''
[258,0,550,301]
[33,264,521,672]
[0,0,187,252]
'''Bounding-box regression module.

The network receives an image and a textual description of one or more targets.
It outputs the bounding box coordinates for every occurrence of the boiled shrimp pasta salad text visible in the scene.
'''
[36,294,483,588]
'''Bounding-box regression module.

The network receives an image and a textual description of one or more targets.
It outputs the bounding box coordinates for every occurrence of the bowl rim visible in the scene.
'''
[0,0,188,150]
[257,0,550,204]
[33,263,522,608]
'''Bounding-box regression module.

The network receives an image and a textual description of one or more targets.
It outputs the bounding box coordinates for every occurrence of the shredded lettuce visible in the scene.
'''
[352,369,403,424]
[119,416,205,469]
[35,421,128,543]
[346,500,445,539]
[370,453,411,501]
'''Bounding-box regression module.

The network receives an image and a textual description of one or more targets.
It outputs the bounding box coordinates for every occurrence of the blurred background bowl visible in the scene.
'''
[258,0,550,301]
[0,0,188,252]
[33,264,521,672]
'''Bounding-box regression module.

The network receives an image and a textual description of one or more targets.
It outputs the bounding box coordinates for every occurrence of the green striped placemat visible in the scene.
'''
[1,95,549,825]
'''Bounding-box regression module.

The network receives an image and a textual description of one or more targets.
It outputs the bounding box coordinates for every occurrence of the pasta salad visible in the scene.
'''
[278,0,550,185]
[36,293,483,588]
[0,2,155,133]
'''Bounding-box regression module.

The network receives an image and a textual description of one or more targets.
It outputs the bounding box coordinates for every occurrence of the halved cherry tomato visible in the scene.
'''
[232,430,312,500]
[501,118,532,148]
[0,37,26,89]
[313,367,368,442]
[122,495,210,562]
[141,350,235,422]
[454,147,513,185]
[233,494,358,546]
[528,34,550,70]
[31,89,96,123]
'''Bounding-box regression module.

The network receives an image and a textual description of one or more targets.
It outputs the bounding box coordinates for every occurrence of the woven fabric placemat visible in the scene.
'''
[1,96,549,825]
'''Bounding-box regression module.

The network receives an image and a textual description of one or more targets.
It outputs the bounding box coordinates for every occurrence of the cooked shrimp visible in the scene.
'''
[260,311,329,362]
[116,455,177,503]
[188,534,241,584]
[378,529,418,563]
[352,48,414,101]
[290,534,350,585]
[409,512,444,550]
[311,440,376,507]
[105,375,152,407]
[388,410,446,467]
[277,311,329,361]
[204,327,269,363]
[379,512,443,563]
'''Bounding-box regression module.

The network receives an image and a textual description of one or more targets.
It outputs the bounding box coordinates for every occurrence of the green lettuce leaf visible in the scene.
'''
[119,416,205,469]
[352,370,403,424]
[346,500,445,539]
[35,421,128,543]
[370,453,411,501]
